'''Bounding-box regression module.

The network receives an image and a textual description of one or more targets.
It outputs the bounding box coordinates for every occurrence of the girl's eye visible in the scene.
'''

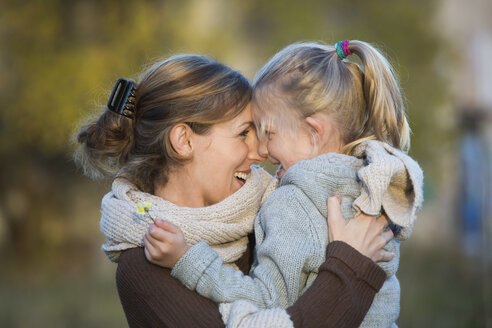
[265,130,274,140]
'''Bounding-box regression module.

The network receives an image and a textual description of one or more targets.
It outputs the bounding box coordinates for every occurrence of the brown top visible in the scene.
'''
[116,240,385,328]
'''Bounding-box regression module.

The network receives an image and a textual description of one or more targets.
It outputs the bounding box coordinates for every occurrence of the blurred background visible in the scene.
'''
[0,0,490,327]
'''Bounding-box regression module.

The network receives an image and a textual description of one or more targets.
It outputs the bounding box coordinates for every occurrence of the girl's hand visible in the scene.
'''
[326,196,394,263]
[144,219,190,269]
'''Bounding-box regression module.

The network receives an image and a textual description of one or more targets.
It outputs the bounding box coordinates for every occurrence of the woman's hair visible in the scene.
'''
[252,41,410,155]
[74,54,252,193]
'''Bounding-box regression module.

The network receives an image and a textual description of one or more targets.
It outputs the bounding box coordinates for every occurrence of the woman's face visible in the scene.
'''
[190,104,266,205]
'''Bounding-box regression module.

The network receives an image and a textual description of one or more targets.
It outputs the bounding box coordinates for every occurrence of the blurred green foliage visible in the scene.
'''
[0,0,452,257]
[0,0,450,157]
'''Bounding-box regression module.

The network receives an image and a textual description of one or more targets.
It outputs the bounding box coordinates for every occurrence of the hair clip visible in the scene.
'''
[107,78,137,119]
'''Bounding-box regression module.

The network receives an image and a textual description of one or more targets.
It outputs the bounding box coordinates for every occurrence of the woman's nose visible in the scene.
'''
[257,137,269,159]
[248,134,267,163]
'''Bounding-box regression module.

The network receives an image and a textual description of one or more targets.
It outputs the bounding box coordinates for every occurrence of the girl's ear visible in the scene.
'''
[305,115,324,139]
[306,113,343,153]
[169,123,193,158]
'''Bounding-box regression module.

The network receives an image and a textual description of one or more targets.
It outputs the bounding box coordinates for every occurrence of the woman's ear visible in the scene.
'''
[169,123,193,158]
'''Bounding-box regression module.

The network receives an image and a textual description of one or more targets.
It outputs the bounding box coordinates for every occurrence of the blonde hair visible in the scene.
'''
[74,54,251,193]
[252,41,410,155]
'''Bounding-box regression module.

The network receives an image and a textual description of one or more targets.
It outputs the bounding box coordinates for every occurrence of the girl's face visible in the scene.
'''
[190,104,266,205]
[257,113,343,179]
[258,123,313,179]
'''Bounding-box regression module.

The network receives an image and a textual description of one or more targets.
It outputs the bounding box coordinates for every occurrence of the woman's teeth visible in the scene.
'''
[234,172,248,181]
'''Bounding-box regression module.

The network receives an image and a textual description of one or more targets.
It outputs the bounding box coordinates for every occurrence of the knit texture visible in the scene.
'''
[100,166,274,264]
[171,141,423,328]
[220,301,294,328]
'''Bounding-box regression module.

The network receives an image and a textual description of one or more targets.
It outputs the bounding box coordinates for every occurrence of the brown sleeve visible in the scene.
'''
[116,247,226,328]
[287,241,386,328]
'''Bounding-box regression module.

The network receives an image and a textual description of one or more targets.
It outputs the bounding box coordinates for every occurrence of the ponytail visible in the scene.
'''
[74,108,134,179]
[252,41,410,158]
[343,40,410,153]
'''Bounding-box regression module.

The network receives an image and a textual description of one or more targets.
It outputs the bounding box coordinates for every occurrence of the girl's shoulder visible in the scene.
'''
[259,184,322,227]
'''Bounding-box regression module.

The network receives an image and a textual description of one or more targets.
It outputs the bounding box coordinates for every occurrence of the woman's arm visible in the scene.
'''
[287,241,385,327]
[116,247,225,328]
[116,242,385,328]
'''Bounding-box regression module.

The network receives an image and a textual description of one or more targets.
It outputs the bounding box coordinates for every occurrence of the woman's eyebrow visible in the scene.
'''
[237,121,254,129]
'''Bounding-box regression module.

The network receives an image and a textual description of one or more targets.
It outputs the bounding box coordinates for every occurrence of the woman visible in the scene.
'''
[74,54,393,327]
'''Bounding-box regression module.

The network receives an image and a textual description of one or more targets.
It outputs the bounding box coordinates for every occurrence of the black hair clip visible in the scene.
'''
[107,78,137,118]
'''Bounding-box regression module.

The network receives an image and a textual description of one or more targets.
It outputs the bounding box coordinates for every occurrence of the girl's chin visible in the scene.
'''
[276,166,285,179]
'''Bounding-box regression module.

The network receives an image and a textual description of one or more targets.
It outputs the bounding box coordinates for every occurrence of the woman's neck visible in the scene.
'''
[153,168,207,208]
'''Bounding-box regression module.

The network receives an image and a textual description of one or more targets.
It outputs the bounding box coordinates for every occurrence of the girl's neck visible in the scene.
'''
[154,168,207,208]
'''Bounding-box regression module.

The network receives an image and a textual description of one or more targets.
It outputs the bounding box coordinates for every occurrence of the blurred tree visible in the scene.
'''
[0,0,450,264]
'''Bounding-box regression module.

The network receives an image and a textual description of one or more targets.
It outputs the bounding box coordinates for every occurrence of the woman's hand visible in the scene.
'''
[144,219,190,269]
[326,196,394,263]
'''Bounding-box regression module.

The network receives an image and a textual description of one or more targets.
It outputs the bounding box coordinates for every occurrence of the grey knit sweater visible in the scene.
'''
[171,140,423,328]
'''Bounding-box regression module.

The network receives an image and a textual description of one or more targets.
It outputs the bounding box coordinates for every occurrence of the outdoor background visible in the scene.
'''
[0,0,491,327]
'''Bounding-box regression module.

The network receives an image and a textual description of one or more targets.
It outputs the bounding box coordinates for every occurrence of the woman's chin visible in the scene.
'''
[234,176,246,189]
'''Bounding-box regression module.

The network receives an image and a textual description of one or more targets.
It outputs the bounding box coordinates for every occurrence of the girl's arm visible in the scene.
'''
[159,187,323,309]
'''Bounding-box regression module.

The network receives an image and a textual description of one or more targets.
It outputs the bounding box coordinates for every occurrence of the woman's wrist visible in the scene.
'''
[325,241,386,290]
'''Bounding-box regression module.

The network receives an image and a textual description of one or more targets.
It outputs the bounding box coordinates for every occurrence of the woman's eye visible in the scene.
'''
[265,130,273,140]
[239,129,250,137]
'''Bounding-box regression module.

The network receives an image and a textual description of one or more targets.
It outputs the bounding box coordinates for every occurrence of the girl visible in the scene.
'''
[145,41,423,327]
[75,54,393,327]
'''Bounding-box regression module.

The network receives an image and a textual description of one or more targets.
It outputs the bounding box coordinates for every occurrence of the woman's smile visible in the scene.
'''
[234,169,251,186]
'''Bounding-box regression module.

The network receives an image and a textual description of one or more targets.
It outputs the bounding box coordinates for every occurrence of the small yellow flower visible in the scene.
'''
[136,204,145,214]
[136,202,155,222]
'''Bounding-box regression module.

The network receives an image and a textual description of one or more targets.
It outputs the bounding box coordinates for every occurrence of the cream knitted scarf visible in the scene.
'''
[100,166,274,265]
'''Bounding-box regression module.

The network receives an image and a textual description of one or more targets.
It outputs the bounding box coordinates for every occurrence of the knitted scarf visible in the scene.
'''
[100,166,274,265]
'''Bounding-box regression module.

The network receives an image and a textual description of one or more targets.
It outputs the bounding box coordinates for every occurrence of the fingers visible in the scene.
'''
[326,196,344,224]
[148,223,176,242]
[375,214,390,229]
[155,219,181,234]
[382,229,394,244]
[144,234,158,260]
[378,250,394,262]
[144,232,164,255]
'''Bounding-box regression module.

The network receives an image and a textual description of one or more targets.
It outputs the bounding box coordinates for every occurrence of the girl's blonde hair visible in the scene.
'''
[252,41,410,155]
[74,54,251,193]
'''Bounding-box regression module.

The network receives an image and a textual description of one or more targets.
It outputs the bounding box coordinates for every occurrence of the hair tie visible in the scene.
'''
[335,40,351,60]
[107,78,137,119]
